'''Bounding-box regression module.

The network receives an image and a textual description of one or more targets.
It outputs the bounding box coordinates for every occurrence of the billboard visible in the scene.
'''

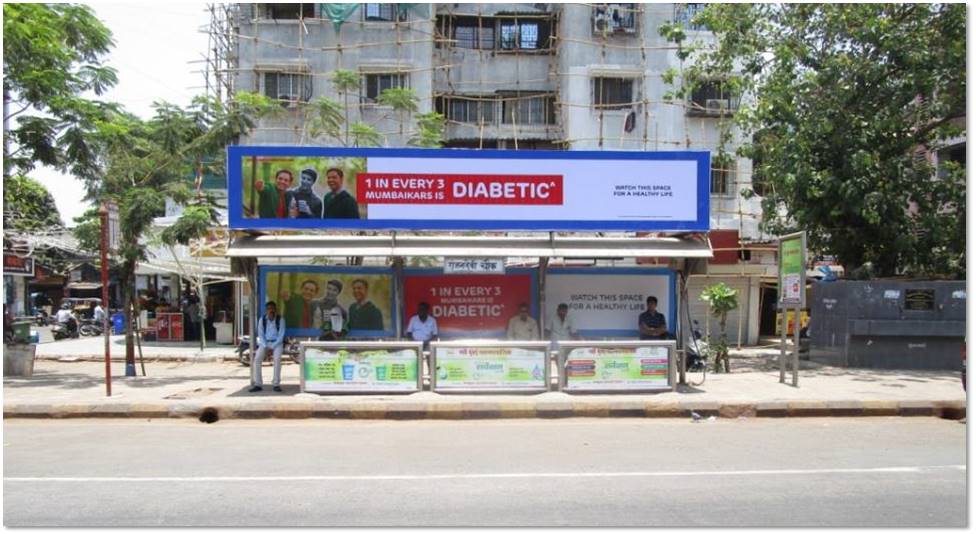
[559,342,674,392]
[257,266,396,338]
[431,342,551,392]
[402,269,538,338]
[778,231,806,307]
[301,343,422,393]
[544,268,676,338]
[228,146,710,231]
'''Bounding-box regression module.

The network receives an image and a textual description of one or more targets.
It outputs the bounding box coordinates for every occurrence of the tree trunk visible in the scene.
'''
[122,258,136,364]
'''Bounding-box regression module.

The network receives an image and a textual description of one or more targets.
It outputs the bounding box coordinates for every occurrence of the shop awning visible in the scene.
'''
[225,235,713,259]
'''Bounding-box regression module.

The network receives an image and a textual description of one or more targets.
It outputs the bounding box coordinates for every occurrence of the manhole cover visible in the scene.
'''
[164,387,223,400]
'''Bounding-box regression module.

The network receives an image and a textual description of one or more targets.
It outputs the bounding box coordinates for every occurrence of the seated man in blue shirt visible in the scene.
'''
[638,295,668,340]
[250,302,287,393]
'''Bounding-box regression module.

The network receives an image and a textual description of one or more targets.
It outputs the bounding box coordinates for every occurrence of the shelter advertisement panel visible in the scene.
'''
[778,231,807,307]
[228,146,710,231]
[559,342,674,392]
[403,269,537,338]
[431,342,550,392]
[258,266,396,338]
[544,268,676,338]
[301,344,421,393]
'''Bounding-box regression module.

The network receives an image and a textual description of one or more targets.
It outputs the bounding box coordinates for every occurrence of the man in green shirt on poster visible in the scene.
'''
[255,169,294,219]
[321,167,360,219]
[347,278,384,332]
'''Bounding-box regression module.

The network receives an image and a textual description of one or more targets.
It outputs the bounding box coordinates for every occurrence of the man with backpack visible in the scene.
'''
[250,301,287,393]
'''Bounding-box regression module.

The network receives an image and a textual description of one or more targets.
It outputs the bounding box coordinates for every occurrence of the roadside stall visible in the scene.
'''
[225,146,713,394]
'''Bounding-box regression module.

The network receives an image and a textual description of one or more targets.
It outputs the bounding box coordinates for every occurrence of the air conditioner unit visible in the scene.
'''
[705,98,730,113]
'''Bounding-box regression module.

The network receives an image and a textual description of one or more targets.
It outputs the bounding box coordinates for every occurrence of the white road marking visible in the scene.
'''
[3,465,965,483]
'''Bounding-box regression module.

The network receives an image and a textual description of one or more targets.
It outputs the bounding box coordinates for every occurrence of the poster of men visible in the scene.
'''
[260,267,394,337]
[242,155,366,220]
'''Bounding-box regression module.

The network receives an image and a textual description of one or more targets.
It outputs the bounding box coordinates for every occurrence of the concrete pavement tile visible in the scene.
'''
[495,401,536,418]
[897,400,936,417]
[826,400,866,416]
[719,403,757,418]
[571,400,610,418]
[861,400,900,416]
[755,402,789,417]
[384,403,428,420]
[607,400,646,417]
[644,401,683,418]
[786,401,831,417]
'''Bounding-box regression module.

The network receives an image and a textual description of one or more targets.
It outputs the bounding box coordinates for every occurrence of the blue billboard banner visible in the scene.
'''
[228,146,710,232]
[257,265,397,339]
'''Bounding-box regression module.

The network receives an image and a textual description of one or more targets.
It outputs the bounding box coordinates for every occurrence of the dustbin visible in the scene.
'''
[112,312,125,335]
[9,321,31,344]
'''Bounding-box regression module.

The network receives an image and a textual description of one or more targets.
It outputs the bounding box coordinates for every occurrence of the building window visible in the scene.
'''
[267,3,314,20]
[687,80,739,116]
[501,93,556,125]
[438,96,496,124]
[592,77,634,110]
[452,17,495,49]
[592,4,638,34]
[363,4,405,22]
[498,19,550,50]
[363,73,407,103]
[673,3,707,31]
[711,155,735,196]
[263,72,312,105]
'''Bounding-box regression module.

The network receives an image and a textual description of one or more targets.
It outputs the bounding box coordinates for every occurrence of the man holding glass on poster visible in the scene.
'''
[288,168,323,219]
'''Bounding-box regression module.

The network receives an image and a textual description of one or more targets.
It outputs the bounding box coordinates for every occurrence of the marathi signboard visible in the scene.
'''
[301,343,422,393]
[444,258,505,275]
[559,341,674,392]
[544,268,675,338]
[778,232,807,307]
[3,254,34,276]
[431,341,550,392]
[228,146,710,232]
[403,269,537,338]
[258,266,396,338]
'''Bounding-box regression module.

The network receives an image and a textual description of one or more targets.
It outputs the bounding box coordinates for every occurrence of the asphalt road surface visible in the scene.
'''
[3,417,967,527]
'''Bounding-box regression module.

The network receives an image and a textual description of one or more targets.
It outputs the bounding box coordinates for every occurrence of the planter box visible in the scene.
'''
[4,343,37,377]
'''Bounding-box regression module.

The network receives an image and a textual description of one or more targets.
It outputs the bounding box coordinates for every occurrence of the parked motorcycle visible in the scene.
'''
[685,320,708,371]
[52,319,80,340]
[78,318,103,337]
[236,335,303,366]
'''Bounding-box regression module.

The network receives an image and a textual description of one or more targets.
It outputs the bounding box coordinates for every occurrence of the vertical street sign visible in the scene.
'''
[778,231,806,386]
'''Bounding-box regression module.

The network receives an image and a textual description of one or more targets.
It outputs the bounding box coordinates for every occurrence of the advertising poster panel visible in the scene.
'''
[544,268,676,338]
[258,266,396,338]
[302,345,421,393]
[402,269,537,338]
[432,343,550,392]
[561,343,673,391]
[228,146,710,232]
[778,232,806,307]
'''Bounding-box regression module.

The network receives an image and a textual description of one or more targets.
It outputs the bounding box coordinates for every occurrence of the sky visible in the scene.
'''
[32,2,212,226]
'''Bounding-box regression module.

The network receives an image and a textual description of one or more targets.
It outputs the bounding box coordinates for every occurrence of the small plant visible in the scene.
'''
[700,282,738,373]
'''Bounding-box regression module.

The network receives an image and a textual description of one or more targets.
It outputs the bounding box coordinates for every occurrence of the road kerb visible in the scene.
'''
[826,400,865,417]
[861,400,900,416]
[572,400,610,418]
[719,403,757,418]
[897,400,937,417]
[786,401,831,417]
[644,401,683,418]
[755,402,789,417]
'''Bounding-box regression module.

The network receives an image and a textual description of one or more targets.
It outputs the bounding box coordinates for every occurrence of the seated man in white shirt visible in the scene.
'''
[545,302,579,344]
[405,302,439,375]
[250,302,287,393]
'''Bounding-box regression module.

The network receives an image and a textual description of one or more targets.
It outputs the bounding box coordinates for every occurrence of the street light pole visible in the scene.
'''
[99,204,112,396]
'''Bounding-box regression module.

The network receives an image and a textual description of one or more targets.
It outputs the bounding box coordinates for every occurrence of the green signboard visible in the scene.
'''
[778,232,807,307]
[432,345,549,392]
[302,346,420,393]
[562,345,671,391]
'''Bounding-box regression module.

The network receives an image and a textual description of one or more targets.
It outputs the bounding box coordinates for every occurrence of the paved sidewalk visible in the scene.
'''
[4,347,966,420]
[33,334,238,362]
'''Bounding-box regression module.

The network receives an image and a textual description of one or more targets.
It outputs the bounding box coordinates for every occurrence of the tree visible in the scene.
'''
[3,175,63,231]
[660,4,966,278]
[3,3,118,180]
[73,92,277,365]
[700,282,738,373]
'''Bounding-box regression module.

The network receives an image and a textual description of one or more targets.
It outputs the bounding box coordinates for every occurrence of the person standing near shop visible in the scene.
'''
[321,167,360,219]
[255,169,295,219]
[347,278,384,332]
[506,302,539,340]
[638,295,669,339]
[545,302,578,343]
[250,301,286,393]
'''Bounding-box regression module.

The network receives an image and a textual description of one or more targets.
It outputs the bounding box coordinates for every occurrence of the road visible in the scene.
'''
[3,418,966,527]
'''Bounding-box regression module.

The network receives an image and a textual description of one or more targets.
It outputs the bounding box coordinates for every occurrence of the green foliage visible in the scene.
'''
[700,283,739,319]
[409,112,446,148]
[3,3,119,179]
[331,69,360,94]
[306,96,344,140]
[349,123,382,147]
[2,175,63,230]
[661,4,966,278]
[377,88,419,113]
